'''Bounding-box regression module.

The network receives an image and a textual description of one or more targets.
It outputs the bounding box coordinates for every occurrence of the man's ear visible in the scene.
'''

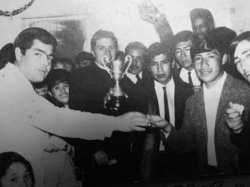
[222,54,228,65]
[48,91,53,97]
[15,47,22,61]
[172,61,176,68]
[91,50,96,58]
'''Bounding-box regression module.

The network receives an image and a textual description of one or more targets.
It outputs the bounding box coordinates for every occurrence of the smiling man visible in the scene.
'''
[162,28,250,176]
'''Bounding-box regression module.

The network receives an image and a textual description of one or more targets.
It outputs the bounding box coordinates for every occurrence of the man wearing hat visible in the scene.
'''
[160,28,250,175]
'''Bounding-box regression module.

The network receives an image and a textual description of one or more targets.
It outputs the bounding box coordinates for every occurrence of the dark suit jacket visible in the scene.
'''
[166,74,250,174]
[120,70,151,113]
[69,63,114,114]
[144,73,194,130]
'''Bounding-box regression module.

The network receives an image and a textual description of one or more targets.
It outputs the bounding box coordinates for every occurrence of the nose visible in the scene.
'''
[157,63,164,72]
[181,50,187,58]
[200,57,208,67]
[18,179,26,187]
[241,59,250,71]
[104,48,111,60]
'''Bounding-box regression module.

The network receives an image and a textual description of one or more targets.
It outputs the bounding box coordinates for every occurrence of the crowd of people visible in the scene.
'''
[1,1,250,187]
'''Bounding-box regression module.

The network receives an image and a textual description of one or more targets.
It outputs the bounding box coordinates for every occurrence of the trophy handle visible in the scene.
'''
[101,55,112,76]
[121,55,132,78]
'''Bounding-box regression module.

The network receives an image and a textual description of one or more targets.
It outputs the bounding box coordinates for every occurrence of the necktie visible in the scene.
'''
[136,74,141,83]
[162,87,170,121]
[188,71,193,86]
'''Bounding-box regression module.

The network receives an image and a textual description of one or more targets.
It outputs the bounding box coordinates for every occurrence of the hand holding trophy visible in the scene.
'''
[102,52,132,115]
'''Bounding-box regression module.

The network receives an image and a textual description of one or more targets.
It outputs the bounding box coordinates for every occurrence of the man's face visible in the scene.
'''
[92,38,117,66]
[50,81,69,104]
[192,17,210,40]
[148,54,172,85]
[16,39,54,83]
[234,40,250,83]
[175,39,193,71]
[77,60,91,69]
[126,48,145,75]
[194,49,225,88]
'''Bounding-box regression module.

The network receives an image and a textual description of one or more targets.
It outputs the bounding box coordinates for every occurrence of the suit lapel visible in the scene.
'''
[215,74,233,125]
[145,79,160,115]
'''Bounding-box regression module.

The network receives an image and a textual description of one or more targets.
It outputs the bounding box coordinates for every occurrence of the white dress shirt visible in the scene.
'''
[126,72,142,84]
[203,72,227,166]
[180,68,201,86]
[154,78,175,151]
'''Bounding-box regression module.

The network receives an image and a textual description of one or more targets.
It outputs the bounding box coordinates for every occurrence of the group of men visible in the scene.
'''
[1,1,250,187]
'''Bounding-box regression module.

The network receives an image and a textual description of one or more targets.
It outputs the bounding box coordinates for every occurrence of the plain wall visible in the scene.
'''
[0,0,249,54]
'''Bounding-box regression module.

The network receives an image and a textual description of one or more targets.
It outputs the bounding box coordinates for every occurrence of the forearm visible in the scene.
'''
[153,14,174,47]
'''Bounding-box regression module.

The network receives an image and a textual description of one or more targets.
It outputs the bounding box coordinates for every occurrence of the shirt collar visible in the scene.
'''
[154,76,174,89]
[126,72,142,83]
[203,72,227,92]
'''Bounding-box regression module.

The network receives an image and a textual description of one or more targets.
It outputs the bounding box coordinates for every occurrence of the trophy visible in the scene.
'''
[102,54,132,114]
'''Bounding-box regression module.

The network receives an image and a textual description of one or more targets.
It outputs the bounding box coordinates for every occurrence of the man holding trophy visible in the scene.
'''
[69,30,146,184]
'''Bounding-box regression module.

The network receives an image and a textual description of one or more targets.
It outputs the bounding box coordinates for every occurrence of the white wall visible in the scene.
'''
[0,0,248,55]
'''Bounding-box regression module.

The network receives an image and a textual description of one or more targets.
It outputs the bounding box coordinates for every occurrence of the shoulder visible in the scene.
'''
[227,74,250,94]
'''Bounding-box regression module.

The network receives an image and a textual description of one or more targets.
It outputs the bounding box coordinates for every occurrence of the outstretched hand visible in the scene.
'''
[147,115,172,134]
[138,0,160,24]
[115,112,151,132]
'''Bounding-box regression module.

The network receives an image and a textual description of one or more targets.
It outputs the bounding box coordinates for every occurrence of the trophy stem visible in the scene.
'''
[113,79,124,97]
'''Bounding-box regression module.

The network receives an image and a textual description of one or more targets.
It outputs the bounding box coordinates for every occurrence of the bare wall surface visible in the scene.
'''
[0,0,248,54]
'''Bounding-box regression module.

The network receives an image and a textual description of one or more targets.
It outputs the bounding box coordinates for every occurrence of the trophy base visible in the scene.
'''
[105,95,129,116]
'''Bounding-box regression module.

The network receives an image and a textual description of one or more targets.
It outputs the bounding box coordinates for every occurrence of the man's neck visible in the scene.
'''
[204,72,224,89]
[184,66,194,72]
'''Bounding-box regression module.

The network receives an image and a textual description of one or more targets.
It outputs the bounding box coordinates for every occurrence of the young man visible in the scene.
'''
[0,27,150,187]
[189,8,215,41]
[229,31,250,171]
[143,42,194,178]
[69,29,118,113]
[174,30,201,88]
[69,30,147,184]
[158,29,250,175]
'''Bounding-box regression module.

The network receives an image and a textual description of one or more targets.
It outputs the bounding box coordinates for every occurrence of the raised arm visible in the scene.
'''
[138,0,174,46]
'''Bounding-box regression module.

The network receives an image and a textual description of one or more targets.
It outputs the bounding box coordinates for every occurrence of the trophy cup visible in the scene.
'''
[102,54,132,114]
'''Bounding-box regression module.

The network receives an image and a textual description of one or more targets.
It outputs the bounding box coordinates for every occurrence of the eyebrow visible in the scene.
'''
[234,50,250,60]
[34,48,53,56]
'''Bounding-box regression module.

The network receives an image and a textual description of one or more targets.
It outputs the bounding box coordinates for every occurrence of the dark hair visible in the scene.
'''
[14,27,57,55]
[190,8,215,29]
[52,57,75,71]
[147,42,173,63]
[91,29,118,51]
[229,31,250,60]
[75,51,94,64]
[125,42,147,57]
[174,30,193,45]
[191,27,236,59]
[46,69,70,91]
[0,152,35,186]
[0,43,15,69]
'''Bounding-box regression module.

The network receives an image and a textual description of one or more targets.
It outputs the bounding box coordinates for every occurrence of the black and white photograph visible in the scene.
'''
[0,0,250,186]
